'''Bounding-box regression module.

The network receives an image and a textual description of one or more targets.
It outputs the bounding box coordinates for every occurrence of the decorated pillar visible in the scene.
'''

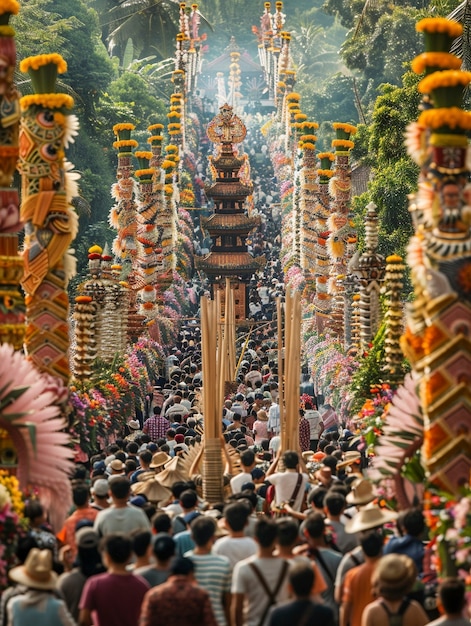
[0,0,23,349]
[18,54,79,382]
[354,202,385,352]
[313,152,334,331]
[381,254,405,384]
[401,17,471,493]
[326,122,357,345]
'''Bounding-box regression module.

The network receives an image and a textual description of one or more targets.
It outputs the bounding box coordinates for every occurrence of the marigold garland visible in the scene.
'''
[419,70,471,93]
[20,53,67,74]
[333,122,358,135]
[0,26,14,36]
[318,152,335,161]
[147,135,163,144]
[301,142,316,150]
[332,139,355,149]
[112,139,138,149]
[135,168,155,178]
[148,123,164,131]
[0,0,19,15]
[416,17,462,38]
[0,471,24,517]
[165,145,179,152]
[412,52,461,74]
[418,107,471,130]
[113,122,135,134]
[300,134,317,142]
[318,169,334,177]
[20,93,73,110]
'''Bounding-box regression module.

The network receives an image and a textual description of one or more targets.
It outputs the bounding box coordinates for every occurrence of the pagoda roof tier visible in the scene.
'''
[205,181,253,199]
[195,252,266,276]
[212,154,245,171]
[201,213,261,235]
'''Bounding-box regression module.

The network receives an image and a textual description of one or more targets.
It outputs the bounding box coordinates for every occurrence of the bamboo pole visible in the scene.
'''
[201,294,224,503]
[277,297,285,451]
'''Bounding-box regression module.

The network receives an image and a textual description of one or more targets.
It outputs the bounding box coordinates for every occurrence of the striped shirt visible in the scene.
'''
[185,552,231,626]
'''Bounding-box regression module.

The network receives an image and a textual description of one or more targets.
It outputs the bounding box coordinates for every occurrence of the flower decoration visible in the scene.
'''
[19,94,73,110]
[20,53,67,74]
[412,52,461,74]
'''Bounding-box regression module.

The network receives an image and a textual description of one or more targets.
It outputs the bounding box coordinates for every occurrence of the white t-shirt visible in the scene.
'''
[304,410,322,439]
[213,536,257,570]
[232,556,290,626]
[267,472,309,511]
[230,472,253,494]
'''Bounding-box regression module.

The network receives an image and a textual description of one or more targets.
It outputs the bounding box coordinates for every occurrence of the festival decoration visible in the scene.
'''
[196,103,264,319]
[18,53,79,383]
[381,254,406,383]
[402,16,471,493]
[326,122,357,346]
[313,152,335,330]
[0,343,73,529]
[351,202,385,352]
[0,0,24,350]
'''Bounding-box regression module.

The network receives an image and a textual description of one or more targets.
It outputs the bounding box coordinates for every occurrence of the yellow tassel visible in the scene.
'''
[327,236,345,259]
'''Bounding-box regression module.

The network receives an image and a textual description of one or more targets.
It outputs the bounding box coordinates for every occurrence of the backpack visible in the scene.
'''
[379,598,410,626]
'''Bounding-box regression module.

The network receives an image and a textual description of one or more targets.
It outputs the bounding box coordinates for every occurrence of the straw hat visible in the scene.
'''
[149,451,171,469]
[128,420,140,430]
[346,478,376,505]
[344,503,398,534]
[9,548,58,590]
[375,554,417,595]
[155,456,189,488]
[256,410,268,421]
[131,477,171,503]
[336,451,361,470]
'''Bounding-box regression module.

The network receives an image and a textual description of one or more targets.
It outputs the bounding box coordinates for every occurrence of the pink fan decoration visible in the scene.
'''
[0,344,73,530]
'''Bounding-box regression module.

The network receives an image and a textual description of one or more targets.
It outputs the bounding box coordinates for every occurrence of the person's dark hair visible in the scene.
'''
[240,449,255,467]
[131,529,152,557]
[322,455,338,474]
[160,444,170,454]
[100,533,132,564]
[126,441,139,455]
[307,487,327,509]
[107,444,120,455]
[127,454,139,470]
[72,484,90,507]
[140,434,151,444]
[282,450,299,469]
[401,508,425,537]
[289,562,315,597]
[238,490,257,511]
[166,429,176,438]
[324,444,336,455]
[170,481,188,499]
[72,465,88,481]
[115,451,126,463]
[139,450,153,466]
[153,535,176,562]
[304,513,325,539]
[24,500,44,523]
[77,544,106,579]
[360,529,384,557]
[324,492,345,516]
[438,577,466,614]
[223,501,250,532]
[170,556,194,576]
[152,512,172,534]
[153,406,162,415]
[16,535,39,563]
[191,516,216,546]
[179,489,198,509]
[109,476,131,500]
[255,517,278,548]
[276,518,300,547]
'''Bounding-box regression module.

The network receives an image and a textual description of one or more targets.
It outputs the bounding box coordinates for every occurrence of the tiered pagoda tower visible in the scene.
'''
[196,104,265,320]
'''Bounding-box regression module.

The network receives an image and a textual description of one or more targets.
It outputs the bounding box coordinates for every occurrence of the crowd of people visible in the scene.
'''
[1,365,468,626]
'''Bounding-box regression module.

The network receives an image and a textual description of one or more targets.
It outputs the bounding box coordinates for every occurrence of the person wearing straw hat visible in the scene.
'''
[361,554,428,626]
[334,503,398,605]
[7,548,76,625]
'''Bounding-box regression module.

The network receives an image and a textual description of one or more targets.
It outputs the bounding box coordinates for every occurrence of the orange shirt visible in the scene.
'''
[342,560,378,626]
[56,507,98,559]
